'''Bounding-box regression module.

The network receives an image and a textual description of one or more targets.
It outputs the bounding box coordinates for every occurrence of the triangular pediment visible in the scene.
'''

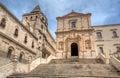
[63,11,85,17]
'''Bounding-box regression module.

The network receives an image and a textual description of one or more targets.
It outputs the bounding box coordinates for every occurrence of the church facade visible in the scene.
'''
[56,11,120,59]
[0,2,120,78]
[0,2,120,65]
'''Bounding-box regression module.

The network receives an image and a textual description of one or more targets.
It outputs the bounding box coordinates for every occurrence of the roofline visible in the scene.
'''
[56,13,91,19]
[47,29,56,43]
[0,2,38,40]
[92,24,120,27]
[22,10,48,25]
[22,11,45,16]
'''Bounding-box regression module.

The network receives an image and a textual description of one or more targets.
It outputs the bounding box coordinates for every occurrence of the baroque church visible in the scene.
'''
[56,11,120,59]
[0,2,120,78]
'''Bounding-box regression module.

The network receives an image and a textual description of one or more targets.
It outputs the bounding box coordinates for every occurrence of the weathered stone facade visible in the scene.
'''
[0,2,120,78]
[0,2,56,78]
[56,11,95,58]
[94,24,120,57]
[56,11,120,59]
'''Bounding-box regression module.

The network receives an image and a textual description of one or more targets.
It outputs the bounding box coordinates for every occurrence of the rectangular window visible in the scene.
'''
[99,47,104,54]
[112,31,118,38]
[116,47,120,52]
[96,32,102,39]
[71,22,76,28]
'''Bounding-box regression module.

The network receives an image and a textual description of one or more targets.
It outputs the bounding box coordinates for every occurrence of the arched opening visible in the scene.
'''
[7,47,14,58]
[71,43,78,56]
[19,52,24,62]
[0,18,6,28]
[14,28,18,37]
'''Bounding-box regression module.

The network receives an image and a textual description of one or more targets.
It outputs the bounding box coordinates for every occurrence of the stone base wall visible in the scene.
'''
[56,51,97,59]
[0,63,13,78]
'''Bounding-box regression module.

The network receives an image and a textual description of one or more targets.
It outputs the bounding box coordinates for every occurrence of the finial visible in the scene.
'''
[72,10,74,12]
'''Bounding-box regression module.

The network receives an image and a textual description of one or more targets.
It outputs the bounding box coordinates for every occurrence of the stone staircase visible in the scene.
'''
[7,58,120,78]
[49,58,104,64]
[0,51,12,66]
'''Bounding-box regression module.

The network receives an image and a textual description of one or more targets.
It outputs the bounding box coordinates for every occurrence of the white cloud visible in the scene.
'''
[2,0,120,38]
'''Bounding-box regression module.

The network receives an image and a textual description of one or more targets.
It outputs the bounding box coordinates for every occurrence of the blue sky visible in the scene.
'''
[0,0,120,38]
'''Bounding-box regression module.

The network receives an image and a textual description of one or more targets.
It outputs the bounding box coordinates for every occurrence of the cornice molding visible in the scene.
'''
[56,28,94,34]
[0,2,37,40]
[0,32,36,55]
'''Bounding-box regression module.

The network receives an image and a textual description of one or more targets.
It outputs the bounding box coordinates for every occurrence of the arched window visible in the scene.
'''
[85,40,91,49]
[30,16,32,20]
[7,47,14,58]
[7,48,12,58]
[14,28,18,37]
[32,41,34,48]
[0,18,6,28]
[24,36,27,43]
[19,52,24,62]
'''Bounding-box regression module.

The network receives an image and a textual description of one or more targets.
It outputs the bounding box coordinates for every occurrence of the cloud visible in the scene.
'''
[0,0,120,38]
[38,0,120,38]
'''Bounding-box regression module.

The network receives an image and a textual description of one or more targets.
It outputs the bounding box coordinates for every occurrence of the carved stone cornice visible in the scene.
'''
[0,32,36,55]
[57,11,91,19]
[56,28,94,34]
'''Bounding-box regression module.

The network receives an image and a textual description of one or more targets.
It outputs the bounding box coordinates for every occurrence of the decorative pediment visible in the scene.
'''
[62,11,85,17]
[57,11,91,19]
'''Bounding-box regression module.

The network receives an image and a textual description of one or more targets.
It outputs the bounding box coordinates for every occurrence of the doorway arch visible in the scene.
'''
[71,43,78,56]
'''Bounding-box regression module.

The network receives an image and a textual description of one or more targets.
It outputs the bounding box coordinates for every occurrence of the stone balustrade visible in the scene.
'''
[0,63,13,78]
[110,56,120,71]
[99,53,109,64]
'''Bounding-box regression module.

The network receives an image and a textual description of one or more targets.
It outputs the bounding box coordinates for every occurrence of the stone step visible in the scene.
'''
[7,74,120,78]
[49,59,104,64]
[28,64,120,77]
[7,59,120,78]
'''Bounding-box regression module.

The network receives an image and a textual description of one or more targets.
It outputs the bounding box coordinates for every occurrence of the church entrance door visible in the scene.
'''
[71,43,78,57]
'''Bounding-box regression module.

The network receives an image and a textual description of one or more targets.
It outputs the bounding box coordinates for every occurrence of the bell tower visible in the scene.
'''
[22,5,48,57]
[22,5,48,37]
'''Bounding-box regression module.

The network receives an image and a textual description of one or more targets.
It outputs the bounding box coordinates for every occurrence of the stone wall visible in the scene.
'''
[0,3,40,62]
[94,25,120,57]
[0,63,13,78]
[56,12,96,59]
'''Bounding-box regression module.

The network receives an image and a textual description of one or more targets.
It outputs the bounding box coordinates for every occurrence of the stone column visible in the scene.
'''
[28,57,32,72]
[106,50,110,64]
[46,54,48,63]
[12,54,18,73]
